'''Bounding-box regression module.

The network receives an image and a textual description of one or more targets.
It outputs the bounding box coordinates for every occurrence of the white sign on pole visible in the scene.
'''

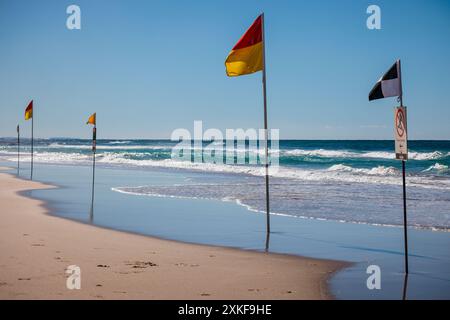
[394,106,408,160]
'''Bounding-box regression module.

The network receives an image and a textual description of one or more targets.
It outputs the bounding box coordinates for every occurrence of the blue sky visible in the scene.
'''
[0,0,449,139]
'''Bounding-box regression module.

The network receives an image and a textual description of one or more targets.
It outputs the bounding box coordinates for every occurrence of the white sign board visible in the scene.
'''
[394,106,408,160]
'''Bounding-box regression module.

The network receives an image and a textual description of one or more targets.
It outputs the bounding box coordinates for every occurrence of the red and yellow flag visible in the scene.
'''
[225,15,264,77]
[86,113,96,126]
[24,100,33,120]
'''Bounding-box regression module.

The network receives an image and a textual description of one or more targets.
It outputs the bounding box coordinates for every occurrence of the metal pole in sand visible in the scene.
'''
[261,13,271,240]
[17,125,20,175]
[90,126,96,222]
[398,60,409,275]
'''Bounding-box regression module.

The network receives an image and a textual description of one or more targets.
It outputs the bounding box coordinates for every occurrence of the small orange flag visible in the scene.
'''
[24,100,33,120]
[86,113,96,126]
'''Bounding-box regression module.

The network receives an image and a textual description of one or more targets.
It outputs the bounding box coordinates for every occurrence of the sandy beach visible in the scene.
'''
[0,168,345,300]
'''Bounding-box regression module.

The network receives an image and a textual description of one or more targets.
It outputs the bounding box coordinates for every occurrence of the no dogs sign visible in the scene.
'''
[394,106,408,160]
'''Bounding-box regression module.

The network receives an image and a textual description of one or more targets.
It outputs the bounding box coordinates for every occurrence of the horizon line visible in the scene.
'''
[0,136,449,142]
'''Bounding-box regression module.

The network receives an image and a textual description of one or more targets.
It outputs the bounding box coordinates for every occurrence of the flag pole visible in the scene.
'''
[90,126,96,222]
[402,273,409,300]
[17,125,20,175]
[261,13,271,237]
[401,159,408,274]
[398,59,409,274]
[31,109,34,180]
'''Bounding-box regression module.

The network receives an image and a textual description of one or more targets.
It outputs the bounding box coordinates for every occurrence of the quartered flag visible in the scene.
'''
[86,113,96,126]
[369,60,402,101]
[24,100,33,120]
[225,15,263,77]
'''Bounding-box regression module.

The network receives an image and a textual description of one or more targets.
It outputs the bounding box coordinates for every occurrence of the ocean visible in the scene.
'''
[1,138,450,299]
[1,138,449,231]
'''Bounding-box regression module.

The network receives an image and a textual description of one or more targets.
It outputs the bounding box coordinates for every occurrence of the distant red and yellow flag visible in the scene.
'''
[24,100,33,120]
[225,15,263,77]
[86,113,96,126]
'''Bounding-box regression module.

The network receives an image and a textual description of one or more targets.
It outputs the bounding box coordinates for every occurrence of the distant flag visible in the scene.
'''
[86,113,96,126]
[24,100,34,179]
[369,60,402,101]
[24,100,33,120]
[86,113,96,151]
[225,15,263,77]
[86,113,97,221]
[17,124,19,133]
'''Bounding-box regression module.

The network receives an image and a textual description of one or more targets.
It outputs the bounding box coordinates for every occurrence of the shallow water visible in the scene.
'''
[1,139,450,230]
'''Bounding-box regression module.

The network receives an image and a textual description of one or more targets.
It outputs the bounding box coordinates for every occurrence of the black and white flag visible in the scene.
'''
[369,60,402,101]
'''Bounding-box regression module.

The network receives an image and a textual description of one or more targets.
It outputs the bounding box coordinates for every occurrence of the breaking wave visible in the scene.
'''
[423,163,449,173]
[283,149,448,160]
[1,150,449,190]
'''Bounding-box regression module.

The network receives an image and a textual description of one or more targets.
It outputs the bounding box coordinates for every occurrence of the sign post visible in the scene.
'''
[394,105,409,274]
[17,125,20,175]
[394,106,408,160]
[369,60,409,276]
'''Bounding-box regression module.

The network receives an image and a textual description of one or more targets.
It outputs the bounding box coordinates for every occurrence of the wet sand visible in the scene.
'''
[0,169,346,299]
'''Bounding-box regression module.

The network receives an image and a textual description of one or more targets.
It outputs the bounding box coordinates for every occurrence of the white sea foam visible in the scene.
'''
[327,164,397,175]
[2,142,447,161]
[7,151,93,164]
[92,153,450,189]
[47,143,170,150]
[423,163,449,172]
[45,143,278,155]
[284,149,357,158]
[1,150,449,190]
[108,140,132,145]
[283,149,447,160]
[409,151,447,160]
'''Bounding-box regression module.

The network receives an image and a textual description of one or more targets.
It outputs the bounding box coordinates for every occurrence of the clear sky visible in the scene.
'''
[0,0,449,140]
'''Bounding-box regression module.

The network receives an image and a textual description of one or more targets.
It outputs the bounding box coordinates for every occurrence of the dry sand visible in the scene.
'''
[0,168,347,299]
